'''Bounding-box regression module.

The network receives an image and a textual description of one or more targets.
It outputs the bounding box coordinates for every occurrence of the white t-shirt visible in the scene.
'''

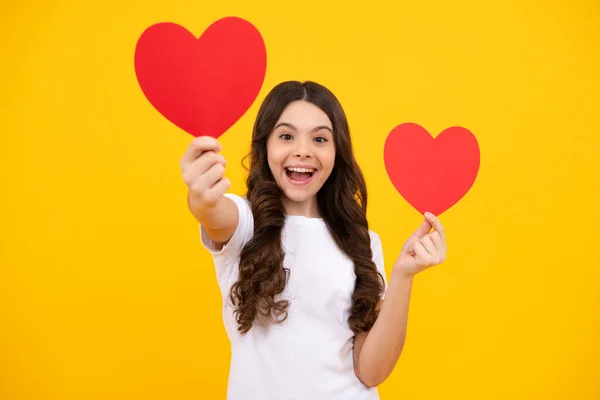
[200,193,387,400]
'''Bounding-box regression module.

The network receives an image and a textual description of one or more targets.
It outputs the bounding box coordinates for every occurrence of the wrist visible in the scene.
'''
[188,190,216,210]
[390,267,416,282]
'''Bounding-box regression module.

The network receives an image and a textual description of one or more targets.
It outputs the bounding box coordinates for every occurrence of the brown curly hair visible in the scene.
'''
[229,80,385,335]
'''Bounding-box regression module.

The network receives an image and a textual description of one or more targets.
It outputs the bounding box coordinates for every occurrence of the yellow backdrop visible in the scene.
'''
[2,1,599,399]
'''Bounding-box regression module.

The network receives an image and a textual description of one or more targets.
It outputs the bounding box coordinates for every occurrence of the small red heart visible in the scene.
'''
[134,17,267,138]
[384,123,480,216]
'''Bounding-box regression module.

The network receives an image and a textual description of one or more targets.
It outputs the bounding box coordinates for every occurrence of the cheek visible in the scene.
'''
[266,145,287,175]
[267,154,279,177]
[320,148,336,171]
[268,147,285,166]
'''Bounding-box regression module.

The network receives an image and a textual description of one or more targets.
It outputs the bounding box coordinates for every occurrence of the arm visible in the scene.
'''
[188,192,238,247]
[354,212,447,387]
[353,271,413,387]
[181,136,238,247]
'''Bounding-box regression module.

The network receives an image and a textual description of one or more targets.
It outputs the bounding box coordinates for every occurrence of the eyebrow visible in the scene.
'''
[274,122,333,134]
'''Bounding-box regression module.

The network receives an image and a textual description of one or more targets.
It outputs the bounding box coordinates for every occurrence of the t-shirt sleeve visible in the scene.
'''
[369,230,388,299]
[199,193,254,268]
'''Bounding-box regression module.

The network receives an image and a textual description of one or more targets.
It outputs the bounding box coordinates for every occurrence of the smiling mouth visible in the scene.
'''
[285,167,316,184]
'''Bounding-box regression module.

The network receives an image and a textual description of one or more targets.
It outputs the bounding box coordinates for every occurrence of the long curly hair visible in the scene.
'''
[229,80,385,335]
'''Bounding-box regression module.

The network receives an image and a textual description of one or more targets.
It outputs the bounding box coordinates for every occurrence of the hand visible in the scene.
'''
[393,212,447,278]
[180,136,230,209]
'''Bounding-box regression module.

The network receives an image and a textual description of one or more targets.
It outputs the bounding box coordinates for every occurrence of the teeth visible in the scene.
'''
[286,167,315,173]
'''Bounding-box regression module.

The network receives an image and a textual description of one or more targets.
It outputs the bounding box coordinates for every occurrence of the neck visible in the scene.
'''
[282,196,321,218]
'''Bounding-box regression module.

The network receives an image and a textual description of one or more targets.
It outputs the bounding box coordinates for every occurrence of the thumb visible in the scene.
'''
[402,218,432,252]
[412,217,433,238]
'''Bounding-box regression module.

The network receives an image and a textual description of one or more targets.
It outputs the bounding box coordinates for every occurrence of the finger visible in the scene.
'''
[419,235,437,255]
[192,150,227,170]
[411,219,432,239]
[402,222,429,254]
[180,136,222,168]
[203,177,231,204]
[425,212,446,244]
[189,162,225,194]
[402,219,432,254]
[413,241,432,264]
[200,162,226,189]
[429,231,445,252]
[190,151,227,175]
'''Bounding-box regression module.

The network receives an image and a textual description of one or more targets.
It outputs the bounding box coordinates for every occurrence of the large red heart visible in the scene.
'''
[383,123,480,216]
[134,17,266,138]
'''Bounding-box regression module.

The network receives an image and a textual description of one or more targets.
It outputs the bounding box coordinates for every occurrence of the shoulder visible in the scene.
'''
[368,229,387,284]
[368,230,382,249]
[223,192,254,237]
[223,192,252,212]
[221,193,254,225]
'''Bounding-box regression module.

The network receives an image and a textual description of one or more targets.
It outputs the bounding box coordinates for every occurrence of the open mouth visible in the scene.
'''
[285,167,316,184]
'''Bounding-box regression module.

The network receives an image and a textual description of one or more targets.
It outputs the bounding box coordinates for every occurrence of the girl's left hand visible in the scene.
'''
[393,212,447,278]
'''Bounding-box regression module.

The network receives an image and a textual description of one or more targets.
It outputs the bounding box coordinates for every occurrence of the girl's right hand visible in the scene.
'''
[180,136,231,209]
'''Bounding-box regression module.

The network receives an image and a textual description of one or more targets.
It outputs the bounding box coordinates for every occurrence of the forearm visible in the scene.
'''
[357,270,414,387]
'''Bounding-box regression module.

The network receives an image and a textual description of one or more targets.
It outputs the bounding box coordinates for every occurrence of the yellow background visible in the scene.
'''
[2,0,599,399]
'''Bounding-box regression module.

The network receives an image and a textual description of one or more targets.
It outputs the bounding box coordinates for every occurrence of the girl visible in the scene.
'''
[180,81,447,399]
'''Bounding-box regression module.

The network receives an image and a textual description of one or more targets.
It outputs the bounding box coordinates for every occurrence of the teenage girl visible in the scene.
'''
[180,81,447,400]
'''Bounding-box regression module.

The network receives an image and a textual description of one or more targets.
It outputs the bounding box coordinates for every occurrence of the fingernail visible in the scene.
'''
[425,212,433,218]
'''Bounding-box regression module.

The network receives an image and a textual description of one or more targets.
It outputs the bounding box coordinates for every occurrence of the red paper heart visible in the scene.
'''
[134,17,267,138]
[384,123,480,216]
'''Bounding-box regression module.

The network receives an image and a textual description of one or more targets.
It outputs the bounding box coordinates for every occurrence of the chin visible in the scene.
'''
[277,169,322,203]
[282,189,317,204]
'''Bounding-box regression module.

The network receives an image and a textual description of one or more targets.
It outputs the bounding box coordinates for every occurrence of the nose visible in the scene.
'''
[293,150,312,159]
[293,138,312,159]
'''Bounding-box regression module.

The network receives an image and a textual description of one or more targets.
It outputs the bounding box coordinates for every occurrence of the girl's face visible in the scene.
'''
[266,100,336,217]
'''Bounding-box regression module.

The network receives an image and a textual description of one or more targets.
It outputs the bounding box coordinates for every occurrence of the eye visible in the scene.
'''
[279,133,292,140]
[314,136,328,143]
